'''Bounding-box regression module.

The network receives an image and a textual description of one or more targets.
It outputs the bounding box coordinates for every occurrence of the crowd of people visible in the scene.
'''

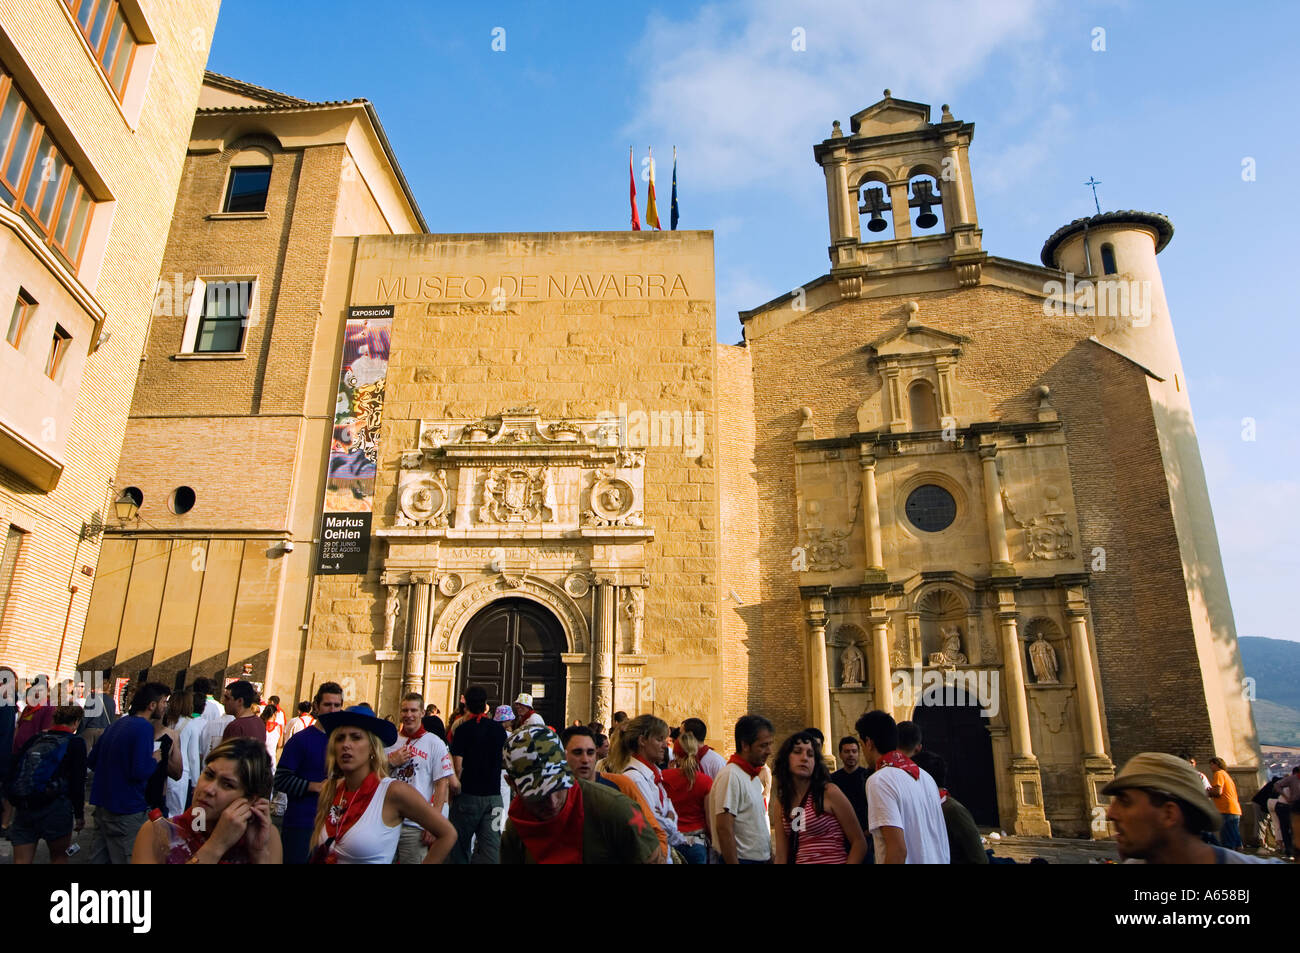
[1,667,1296,864]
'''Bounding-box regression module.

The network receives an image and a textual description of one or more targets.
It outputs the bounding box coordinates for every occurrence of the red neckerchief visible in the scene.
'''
[323,772,380,863]
[633,754,664,786]
[728,753,763,779]
[507,782,584,864]
[400,725,427,744]
[672,740,712,762]
[876,751,920,780]
[939,788,950,803]
[49,725,74,735]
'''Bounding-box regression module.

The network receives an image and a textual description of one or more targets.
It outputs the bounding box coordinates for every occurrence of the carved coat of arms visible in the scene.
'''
[479,467,555,523]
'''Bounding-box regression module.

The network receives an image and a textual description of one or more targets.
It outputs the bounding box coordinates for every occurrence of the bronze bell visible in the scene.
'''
[859,185,891,233]
[909,179,942,229]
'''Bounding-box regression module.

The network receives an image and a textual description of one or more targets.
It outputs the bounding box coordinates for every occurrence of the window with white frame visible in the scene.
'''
[181,277,258,354]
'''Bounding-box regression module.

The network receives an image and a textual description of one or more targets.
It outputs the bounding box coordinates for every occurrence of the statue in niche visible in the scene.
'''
[383,588,401,650]
[840,643,865,688]
[1029,633,1059,684]
[624,588,645,654]
[928,625,968,667]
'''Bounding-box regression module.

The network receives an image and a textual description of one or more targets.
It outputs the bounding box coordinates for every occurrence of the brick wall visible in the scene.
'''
[0,0,219,673]
[744,283,1219,757]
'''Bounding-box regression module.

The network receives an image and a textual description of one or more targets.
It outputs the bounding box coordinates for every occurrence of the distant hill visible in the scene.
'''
[1239,637,1300,745]
[1251,700,1300,747]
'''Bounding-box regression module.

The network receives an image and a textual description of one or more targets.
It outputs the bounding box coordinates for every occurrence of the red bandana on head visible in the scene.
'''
[876,751,920,780]
[507,782,584,864]
[728,753,763,779]
[321,772,380,864]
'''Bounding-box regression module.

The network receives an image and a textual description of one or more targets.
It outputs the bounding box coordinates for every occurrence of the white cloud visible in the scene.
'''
[625,0,1054,193]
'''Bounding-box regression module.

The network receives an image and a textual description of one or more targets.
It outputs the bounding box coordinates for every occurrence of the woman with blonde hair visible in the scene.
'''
[133,737,281,863]
[311,704,456,864]
[662,727,712,864]
[608,713,686,862]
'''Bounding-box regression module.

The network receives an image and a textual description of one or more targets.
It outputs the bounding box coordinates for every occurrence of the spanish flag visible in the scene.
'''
[628,147,641,231]
[645,147,662,230]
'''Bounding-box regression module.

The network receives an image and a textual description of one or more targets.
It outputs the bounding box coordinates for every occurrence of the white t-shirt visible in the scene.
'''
[201,714,234,757]
[866,764,950,864]
[708,762,771,862]
[384,729,453,828]
[698,748,727,779]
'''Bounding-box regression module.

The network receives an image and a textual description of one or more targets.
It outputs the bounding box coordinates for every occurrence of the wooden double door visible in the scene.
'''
[458,598,565,727]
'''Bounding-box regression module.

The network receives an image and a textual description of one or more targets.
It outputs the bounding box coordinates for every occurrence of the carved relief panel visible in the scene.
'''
[389,410,651,541]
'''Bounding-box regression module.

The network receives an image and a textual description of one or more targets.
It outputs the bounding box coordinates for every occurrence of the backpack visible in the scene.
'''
[8,730,72,809]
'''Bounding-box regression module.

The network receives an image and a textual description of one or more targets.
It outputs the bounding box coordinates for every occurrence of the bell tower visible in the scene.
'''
[813,91,986,299]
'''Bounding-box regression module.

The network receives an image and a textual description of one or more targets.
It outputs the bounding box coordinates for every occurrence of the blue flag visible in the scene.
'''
[670,147,679,231]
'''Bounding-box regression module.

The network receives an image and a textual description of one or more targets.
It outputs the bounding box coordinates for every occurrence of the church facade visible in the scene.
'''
[79,77,1259,837]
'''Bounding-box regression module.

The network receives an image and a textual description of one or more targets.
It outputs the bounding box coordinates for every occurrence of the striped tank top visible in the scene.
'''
[782,789,848,864]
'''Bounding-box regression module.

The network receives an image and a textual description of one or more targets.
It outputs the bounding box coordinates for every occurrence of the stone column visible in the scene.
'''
[883,367,906,432]
[979,444,1013,572]
[1067,611,1105,757]
[887,180,912,241]
[995,588,1052,836]
[998,610,1034,759]
[806,596,832,742]
[869,610,892,717]
[591,579,616,726]
[824,158,851,242]
[1066,589,1116,838]
[946,144,969,225]
[403,573,432,697]
[859,448,884,576]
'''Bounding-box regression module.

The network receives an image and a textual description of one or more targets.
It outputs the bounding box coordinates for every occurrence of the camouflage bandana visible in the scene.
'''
[503,725,574,799]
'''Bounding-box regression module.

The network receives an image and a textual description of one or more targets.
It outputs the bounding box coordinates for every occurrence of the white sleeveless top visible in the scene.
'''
[332,778,401,865]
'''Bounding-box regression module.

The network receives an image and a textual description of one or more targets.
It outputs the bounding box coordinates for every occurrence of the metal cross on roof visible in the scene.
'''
[1085,176,1102,215]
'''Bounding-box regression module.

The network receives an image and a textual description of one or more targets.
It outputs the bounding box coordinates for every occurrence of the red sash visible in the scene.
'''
[508,782,584,864]
[728,753,763,779]
[876,751,920,780]
[323,772,380,864]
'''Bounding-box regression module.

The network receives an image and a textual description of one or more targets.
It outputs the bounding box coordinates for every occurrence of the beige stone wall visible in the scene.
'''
[716,343,760,743]
[0,0,219,674]
[303,231,725,726]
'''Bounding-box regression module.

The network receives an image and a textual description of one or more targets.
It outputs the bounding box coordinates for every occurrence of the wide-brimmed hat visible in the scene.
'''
[1101,752,1221,832]
[318,703,398,748]
[493,704,515,722]
[503,725,573,799]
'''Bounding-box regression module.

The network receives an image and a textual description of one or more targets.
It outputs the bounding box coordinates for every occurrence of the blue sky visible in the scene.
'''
[209,0,1299,642]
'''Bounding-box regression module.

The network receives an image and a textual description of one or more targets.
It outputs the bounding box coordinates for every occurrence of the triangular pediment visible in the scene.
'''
[868,323,968,357]
[850,96,932,137]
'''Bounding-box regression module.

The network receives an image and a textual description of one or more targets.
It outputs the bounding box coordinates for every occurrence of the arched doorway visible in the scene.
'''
[458,598,565,727]
[911,698,999,827]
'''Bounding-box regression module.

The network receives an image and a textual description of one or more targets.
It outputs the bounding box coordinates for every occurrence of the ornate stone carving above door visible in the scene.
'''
[378,411,654,543]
